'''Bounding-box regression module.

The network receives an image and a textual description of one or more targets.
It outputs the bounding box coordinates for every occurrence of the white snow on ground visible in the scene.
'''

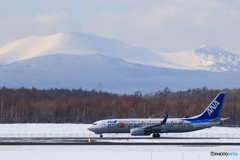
[0,124,90,137]
[0,124,239,140]
[0,145,239,160]
[0,124,239,160]
[98,138,240,143]
[0,123,240,138]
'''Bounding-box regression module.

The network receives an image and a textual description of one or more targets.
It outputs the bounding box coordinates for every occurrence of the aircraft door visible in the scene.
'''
[101,121,105,128]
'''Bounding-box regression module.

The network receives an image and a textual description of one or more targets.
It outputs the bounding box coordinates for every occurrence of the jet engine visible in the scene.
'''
[130,128,145,135]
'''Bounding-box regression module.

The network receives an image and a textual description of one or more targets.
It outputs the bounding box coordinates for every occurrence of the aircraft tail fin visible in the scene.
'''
[191,92,225,120]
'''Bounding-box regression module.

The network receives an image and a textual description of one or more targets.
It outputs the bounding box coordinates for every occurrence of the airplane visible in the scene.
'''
[87,92,229,138]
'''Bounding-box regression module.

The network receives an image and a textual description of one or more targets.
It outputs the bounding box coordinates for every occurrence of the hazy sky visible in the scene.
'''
[1,0,240,54]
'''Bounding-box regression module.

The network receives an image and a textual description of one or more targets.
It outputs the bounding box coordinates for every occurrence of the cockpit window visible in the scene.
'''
[93,123,97,125]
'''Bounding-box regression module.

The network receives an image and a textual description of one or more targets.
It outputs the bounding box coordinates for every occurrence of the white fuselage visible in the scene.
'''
[87,93,227,137]
[87,118,220,134]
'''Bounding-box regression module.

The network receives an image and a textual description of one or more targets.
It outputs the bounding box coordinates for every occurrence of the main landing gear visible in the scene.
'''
[152,133,160,138]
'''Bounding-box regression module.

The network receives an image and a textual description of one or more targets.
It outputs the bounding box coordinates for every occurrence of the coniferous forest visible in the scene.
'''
[0,86,239,125]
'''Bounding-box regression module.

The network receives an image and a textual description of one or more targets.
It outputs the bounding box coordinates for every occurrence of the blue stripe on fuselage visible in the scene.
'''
[183,119,212,123]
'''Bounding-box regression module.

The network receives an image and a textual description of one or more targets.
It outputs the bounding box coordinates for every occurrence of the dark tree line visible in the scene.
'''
[0,86,240,125]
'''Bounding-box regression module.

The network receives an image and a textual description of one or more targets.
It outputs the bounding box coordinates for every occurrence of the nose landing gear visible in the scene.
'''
[152,133,160,138]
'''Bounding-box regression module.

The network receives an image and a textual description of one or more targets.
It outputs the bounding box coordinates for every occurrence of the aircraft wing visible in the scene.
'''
[143,115,168,130]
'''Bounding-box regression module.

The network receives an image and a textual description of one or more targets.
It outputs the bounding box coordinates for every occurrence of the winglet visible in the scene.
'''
[161,115,168,124]
[184,115,188,118]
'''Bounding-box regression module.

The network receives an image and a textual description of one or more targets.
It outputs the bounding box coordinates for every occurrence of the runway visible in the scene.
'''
[0,137,239,145]
[0,142,240,145]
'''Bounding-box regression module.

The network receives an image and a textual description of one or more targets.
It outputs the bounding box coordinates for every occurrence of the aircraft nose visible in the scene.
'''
[87,125,92,131]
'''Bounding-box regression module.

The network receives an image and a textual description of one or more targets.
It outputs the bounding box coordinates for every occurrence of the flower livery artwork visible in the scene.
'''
[169,121,174,127]
[107,119,194,129]
[117,122,124,128]
[163,120,194,128]
[115,120,139,128]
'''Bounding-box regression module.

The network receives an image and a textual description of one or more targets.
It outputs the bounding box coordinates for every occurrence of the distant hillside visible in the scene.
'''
[156,45,240,72]
[0,32,170,67]
[1,32,239,72]
[0,54,240,94]
[0,32,240,93]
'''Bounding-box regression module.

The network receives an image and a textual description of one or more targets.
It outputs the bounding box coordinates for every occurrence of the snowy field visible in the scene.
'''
[0,124,239,139]
[0,124,239,160]
[0,145,239,160]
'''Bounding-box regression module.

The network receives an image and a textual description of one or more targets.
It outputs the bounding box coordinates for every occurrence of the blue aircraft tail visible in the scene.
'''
[189,92,225,120]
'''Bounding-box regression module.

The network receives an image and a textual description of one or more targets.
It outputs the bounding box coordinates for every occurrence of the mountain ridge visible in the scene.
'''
[0,53,240,94]
[156,44,240,72]
[0,32,171,67]
[1,32,239,72]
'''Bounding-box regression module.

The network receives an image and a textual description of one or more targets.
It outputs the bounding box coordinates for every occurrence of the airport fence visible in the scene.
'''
[0,132,240,139]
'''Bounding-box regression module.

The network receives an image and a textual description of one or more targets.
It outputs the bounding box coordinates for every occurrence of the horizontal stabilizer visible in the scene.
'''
[220,118,230,121]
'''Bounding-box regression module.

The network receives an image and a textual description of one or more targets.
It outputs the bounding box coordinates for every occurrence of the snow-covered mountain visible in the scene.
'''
[0,54,239,94]
[156,45,240,72]
[1,32,239,72]
[0,32,174,68]
[0,32,240,93]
